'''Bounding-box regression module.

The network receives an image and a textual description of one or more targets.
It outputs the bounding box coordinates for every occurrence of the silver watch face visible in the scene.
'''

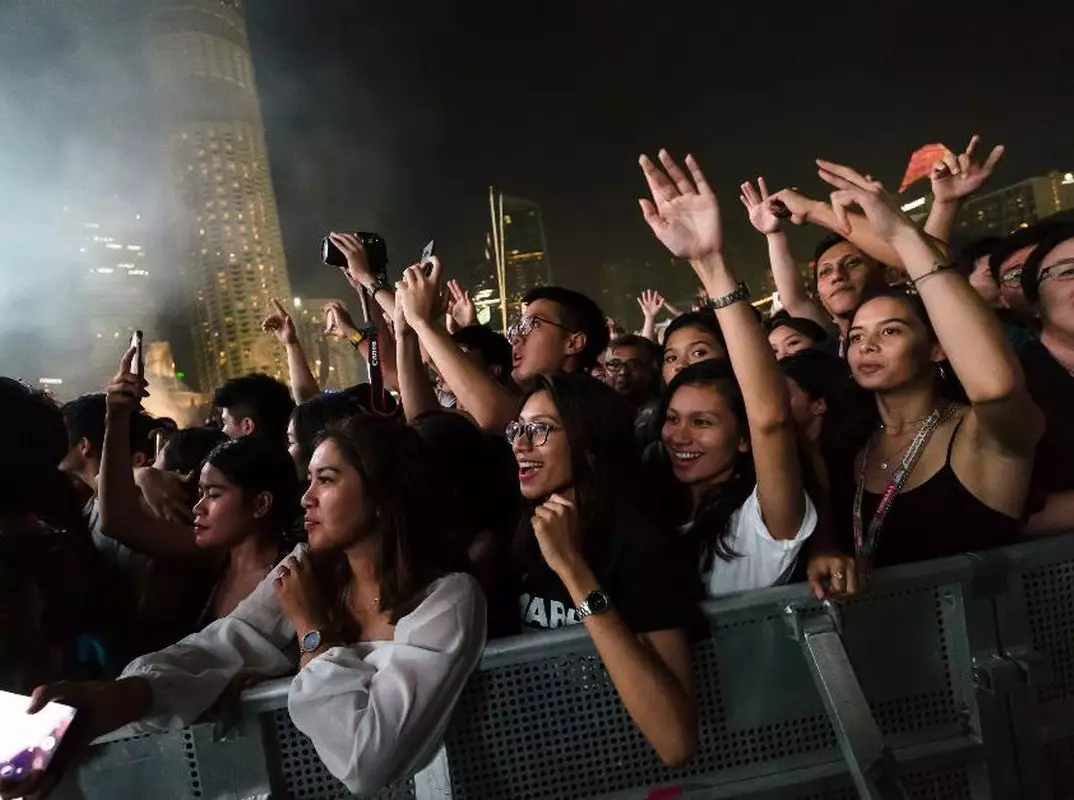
[300,630,322,652]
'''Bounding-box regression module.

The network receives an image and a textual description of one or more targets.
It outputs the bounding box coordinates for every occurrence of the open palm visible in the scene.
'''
[740,177,782,235]
[639,150,723,260]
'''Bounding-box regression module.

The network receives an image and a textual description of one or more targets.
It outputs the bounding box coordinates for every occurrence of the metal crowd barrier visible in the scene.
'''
[54,532,1074,799]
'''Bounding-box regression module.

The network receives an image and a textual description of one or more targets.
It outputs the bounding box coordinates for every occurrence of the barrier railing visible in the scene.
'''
[54,533,1074,799]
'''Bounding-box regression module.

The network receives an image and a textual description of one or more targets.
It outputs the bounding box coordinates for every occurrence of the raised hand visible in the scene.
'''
[816,159,917,243]
[639,150,722,260]
[396,259,444,329]
[261,298,298,345]
[328,232,374,289]
[930,134,1004,205]
[105,346,148,414]
[740,177,784,235]
[765,186,821,226]
[531,493,584,578]
[447,279,477,328]
[323,301,359,340]
[637,289,666,320]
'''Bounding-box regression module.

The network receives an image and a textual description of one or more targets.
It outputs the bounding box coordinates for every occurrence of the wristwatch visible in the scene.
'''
[576,589,612,620]
[367,274,393,296]
[299,629,323,654]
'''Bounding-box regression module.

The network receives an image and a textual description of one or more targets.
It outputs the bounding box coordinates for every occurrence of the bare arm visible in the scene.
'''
[398,262,521,432]
[262,298,320,403]
[740,180,831,328]
[819,159,1043,457]
[557,557,695,766]
[692,253,806,539]
[925,135,1006,247]
[1025,491,1074,535]
[284,341,321,404]
[100,355,205,563]
[923,200,959,246]
[646,157,807,540]
[766,232,832,327]
[393,300,441,421]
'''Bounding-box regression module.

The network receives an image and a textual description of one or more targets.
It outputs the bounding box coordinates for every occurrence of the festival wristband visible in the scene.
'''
[348,331,366,349]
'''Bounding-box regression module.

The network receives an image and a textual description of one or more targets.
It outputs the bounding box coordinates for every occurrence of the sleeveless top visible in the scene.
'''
[853,417,1020,568]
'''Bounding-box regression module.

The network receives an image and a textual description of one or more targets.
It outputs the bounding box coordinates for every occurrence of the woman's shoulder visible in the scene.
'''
[410,572,486,618]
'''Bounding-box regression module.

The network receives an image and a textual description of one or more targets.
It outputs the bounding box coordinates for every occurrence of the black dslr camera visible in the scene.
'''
[321,233,389,277]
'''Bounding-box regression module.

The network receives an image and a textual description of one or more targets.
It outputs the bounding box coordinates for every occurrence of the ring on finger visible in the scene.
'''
[832,571,845,580]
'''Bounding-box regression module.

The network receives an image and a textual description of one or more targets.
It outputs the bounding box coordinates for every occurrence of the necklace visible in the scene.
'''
[878,439,913,471]
[853,405,956,560]
[345,585,382,614]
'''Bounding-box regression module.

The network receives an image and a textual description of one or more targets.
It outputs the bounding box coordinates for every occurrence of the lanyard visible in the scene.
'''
[852,407,952,559]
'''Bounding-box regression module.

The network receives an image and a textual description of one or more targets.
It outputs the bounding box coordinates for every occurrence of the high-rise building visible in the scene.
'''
[147,0,293,392]
[898,171,1074,243]
[61,196,157,395]
[488,191,552,327]
[953,171,1074,241]
[291,298,367,391]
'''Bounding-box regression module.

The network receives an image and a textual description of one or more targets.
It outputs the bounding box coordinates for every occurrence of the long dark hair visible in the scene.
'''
[650,360,756,568]
[291,391,365,469]
[512,374,663,579]
[312,414,462,628]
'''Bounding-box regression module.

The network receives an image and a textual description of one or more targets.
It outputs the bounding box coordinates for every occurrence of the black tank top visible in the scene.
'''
[854,418,1020,568]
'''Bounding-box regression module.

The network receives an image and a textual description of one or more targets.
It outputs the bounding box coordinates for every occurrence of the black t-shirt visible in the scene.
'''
[517,528,696,635]
[1019,339,1074,493]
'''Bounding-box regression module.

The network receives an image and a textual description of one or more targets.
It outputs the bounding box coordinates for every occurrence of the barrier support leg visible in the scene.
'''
[786,602,907,800]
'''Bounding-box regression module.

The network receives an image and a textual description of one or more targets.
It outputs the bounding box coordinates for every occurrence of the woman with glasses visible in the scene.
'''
[507,373,697,767]
[803,157,1043,593]
[1017,222,1074,533]
[639,151,817,597]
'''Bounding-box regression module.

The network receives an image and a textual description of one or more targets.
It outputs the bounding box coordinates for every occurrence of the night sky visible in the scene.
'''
[245,1,1074,307]
[1,0,1072,349]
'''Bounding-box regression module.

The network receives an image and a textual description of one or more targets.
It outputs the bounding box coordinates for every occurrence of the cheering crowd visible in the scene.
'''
[3,138,1074,796]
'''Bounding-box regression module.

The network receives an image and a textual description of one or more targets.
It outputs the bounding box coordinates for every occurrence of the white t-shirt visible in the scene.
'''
[688,485,817,599]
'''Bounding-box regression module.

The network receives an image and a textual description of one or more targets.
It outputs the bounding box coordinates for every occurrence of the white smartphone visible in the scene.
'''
[130,330,144,378]
[0,690,78,782]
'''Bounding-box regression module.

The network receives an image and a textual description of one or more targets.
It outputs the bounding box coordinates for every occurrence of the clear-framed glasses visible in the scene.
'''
[506,315,574,343]
[1038,259,1074,286]
[1000,265,1024,285]
[505,420,557,447]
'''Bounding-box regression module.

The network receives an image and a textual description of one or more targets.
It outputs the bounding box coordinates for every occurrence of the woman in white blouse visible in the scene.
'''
[0,412,487,799]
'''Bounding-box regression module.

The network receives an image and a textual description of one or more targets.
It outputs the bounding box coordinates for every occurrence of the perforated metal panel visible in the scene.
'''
[1021,559,1074,704]
[63,729,205,799]
[902,763,972,799]
[443,611,842,800]
[841,585,965,741]
[262,708,416,800]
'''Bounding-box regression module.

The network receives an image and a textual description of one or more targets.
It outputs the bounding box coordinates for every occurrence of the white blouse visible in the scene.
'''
[118,544,487,794]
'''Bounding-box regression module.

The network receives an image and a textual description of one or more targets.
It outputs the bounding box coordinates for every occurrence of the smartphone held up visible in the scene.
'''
[0,690,78,784]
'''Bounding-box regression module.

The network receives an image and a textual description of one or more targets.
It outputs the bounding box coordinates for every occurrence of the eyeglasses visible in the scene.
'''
[1000,266,1024,284]
[507,315,574,343]
[604,358,644,373]
[505,420,559,447]
[1039,259,1074,286]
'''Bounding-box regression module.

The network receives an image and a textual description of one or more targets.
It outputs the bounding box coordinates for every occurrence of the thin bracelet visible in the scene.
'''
[711,282,751,309]
[910,262,954,288]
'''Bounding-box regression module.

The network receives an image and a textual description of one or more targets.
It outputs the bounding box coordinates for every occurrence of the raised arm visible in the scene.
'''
[641,151,807,540]
[398,260,521,432]
[817,158,1042,456]
[262,298,320,404]
[740,178,832,329]
[637,290,666,342]
[99,350,207,563]
[393,269,441,421]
